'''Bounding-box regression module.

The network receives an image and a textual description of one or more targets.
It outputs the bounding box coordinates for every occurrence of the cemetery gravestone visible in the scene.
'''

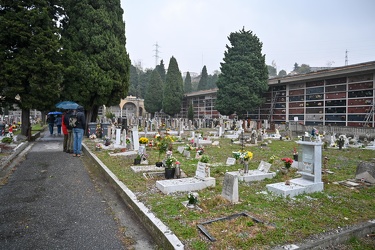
[177,146,185,154]
[221,172,239,203]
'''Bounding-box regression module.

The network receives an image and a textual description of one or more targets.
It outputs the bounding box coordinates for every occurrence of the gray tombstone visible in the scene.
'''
[221,172,238,203]
[356,161,375,184]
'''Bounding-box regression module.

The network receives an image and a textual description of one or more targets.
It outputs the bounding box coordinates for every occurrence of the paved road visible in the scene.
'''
[0,131,156,250]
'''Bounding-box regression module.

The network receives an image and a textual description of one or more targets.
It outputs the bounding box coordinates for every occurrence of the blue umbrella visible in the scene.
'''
[48,111,63,115]
[55,101,79,110]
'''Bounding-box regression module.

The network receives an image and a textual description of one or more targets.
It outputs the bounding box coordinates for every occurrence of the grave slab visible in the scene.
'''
[237,171,276,182]
[156,177,215,194]
[230,161,276,182]
[156,162,215,194]
[131,165,164,173]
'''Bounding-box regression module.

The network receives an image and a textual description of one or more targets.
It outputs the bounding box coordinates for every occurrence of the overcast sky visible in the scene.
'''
[121,0,375,74]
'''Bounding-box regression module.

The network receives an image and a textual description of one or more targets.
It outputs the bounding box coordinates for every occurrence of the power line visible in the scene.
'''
[153,42,160,67]
[345,49,349,66]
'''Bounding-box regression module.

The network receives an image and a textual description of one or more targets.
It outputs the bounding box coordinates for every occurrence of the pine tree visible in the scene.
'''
[163,56,183,117]
[197,66,208,90]
[215,28,268,117]
[144,70,163,117]
[60,0,130,123]
[0,1,63,136]
[184,72,193,93]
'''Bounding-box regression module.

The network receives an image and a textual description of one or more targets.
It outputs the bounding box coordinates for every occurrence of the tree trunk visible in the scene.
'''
[21,109,31,138]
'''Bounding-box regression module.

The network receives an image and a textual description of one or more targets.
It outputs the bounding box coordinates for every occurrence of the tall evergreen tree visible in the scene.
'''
[144,70,163,117]
[60,0,130,123]
[0,0,63,136]
[163,56,183,117]
[184,72,192,93]
[197,65,208,91]
[207,73,218,89]
[215,28,268,117]
[128,64,139,96]
[155,60,166,83]
[138,69,152,98]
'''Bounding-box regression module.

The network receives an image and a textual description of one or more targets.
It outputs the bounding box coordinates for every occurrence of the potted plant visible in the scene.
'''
[164,153,177,179]
[187,192,199,208]
[200,155,210,164]
[156,134,173,167]
[134,154,142,165]
[337,136,345,150]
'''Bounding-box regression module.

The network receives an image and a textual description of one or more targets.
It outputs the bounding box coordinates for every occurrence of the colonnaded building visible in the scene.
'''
[180,61,375,128]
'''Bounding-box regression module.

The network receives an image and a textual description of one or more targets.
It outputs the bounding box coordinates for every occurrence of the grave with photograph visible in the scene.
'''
[266,141,324,197]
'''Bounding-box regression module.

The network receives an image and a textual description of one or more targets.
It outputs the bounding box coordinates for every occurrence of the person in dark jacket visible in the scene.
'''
[55,114,62,136]
[47,114,55,136]
[72,106,86,157]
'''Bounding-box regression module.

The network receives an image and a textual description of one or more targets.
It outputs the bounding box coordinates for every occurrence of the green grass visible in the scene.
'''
[85,131,375,249]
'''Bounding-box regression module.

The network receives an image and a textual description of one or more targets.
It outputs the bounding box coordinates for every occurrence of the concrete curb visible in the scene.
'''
[0,141,30,171]
[82,144,184,250]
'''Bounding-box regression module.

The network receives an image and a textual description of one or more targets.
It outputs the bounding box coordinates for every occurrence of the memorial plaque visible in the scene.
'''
[177,146,185,154]
[183,150,191,158]
[226,157,236,165]
[257,161,271,173]
[195,162,210,180]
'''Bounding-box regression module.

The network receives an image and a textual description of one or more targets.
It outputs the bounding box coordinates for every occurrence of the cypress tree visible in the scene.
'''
[197,66,208,91]
[60,0,130,122]
[184,72,193,93]
[215,28,268,117]
[144,70,163,117]
[163,56,183,117]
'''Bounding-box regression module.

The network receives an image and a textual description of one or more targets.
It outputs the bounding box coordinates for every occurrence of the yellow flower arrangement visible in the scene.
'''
[241,151,253,161]
[139,137,149,144]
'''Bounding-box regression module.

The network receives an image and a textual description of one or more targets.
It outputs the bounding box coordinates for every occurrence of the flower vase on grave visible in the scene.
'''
[174,162,181,179]
[243,161,249,174]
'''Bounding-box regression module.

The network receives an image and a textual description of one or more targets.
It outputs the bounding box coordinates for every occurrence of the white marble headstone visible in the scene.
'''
[258,161,272,172]
[195,162,210,180]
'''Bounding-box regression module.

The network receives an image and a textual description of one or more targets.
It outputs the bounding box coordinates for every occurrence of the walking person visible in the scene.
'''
[55,114,62,136]
[61,111,68,152]
[72,106,86,157]
[47,114,55,136]
[64,110,74,154]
